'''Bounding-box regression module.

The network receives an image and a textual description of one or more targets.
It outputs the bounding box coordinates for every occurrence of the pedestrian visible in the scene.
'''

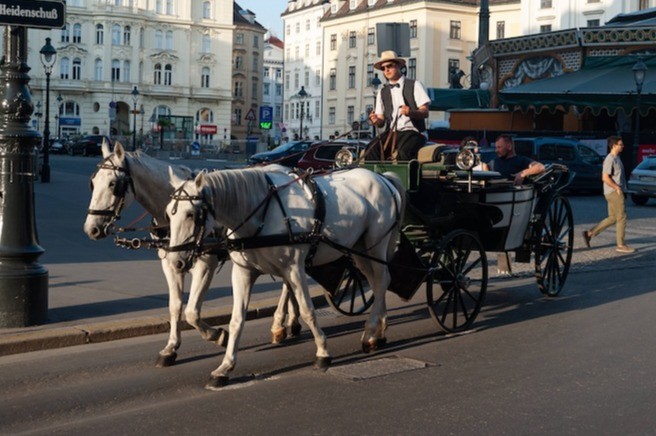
[367,50,431,161]
[582,136,635,253]
[488,134,544,185]
[488,134,545,275]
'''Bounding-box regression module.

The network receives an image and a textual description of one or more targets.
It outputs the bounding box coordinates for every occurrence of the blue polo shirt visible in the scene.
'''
[488,155,534,179]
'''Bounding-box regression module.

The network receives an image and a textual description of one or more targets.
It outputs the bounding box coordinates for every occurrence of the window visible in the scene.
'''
[155,0,162,13]
[286,25,290,36]
[349,0,357,9]
[276,84,282,96]
[253,35,259,48]
[275,105,281,120]
[203,1,211,18]
[408,58,416,80]
[450,21,461,39]
[329,68,336,90]
[154,63,162,84]
[285,73,289,90]
[347,106,355,124]
[496,21,505,39]
[165,31,173,50]
[155,30,163,49]
[234,81,243,97]
[315,100,320,119]
[72,58,81,80]
[61,24,69,43]
[123,26,131,46]
[235,56,243,70]
[139,27,144,48]
[252,80,258,98]
[196,108,214,124]
[305,44,310,58]
[348,66,356,88]
[264,83,270,95]
[202,35,211,52]
[315,69,321,86]
[329,107,335,125]
[349,31,356,48]
[236,33,244,45]
[111,59,120,82]
[96,24,104,44]
[234,108,242,125]
[164,64,172,85]
[95,58,103,81]
[316,41,321,56]
[294,46,299,60]
[448,59,460,82]
[367,27,375,45]
[540,0,552,8]
[263,67,269,77]
[410,20,417,38]
[112,24,121,45]
[304,70,310,87]
[294,72,299,89]
[60,57,70,79]
[330,34,336,50]
[366,63,374,86]
[306,19,310,31]
[540,24,552,33]
[252,54,259,71]
[123,60,130,82]
[275,68,282,79]
[201,67,210,88]
[296,22,300,33]
[73,24,82,43]
[166,0,173,15]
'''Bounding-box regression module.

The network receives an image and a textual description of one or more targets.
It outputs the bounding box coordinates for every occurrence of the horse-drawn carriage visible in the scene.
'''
[308,143,574,333]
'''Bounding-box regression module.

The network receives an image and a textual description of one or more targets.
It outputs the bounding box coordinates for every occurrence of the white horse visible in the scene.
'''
[83,142,300,368]
[165,165,405,389]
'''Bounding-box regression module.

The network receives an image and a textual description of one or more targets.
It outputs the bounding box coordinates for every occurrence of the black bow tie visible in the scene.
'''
[389,83,400,88]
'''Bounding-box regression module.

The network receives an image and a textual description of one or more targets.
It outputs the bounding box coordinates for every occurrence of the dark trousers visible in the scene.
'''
[365,130,426,161]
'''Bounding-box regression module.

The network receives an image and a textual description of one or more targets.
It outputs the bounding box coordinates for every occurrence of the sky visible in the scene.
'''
[236,0,288,37]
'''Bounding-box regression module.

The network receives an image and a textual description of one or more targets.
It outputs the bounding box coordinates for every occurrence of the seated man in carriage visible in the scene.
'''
[487,134,545,185]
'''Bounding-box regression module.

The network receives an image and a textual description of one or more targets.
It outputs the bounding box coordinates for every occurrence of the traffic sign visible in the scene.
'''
[0,0,66,29]
[259,106,273,130]
[245,108,256,121]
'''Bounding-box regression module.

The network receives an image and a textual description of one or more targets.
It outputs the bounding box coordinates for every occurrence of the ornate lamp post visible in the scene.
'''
[633,60,647,168]
[55,93,63,139]
[371,73,382,136]
[39,37,57,184]
[0,27,49,327]
[297,86,308,140]
[131,86,139,151]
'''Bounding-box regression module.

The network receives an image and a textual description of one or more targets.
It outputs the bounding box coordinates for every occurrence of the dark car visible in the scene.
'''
[628,155,656,205]
[69,135,112,156]
[248,140,313,166]
[297,140,368,170]
[513,137,603,192]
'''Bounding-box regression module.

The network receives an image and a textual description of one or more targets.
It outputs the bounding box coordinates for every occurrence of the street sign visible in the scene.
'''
[245,108,256,121]
[259,106,273,130]
[0,0,66,29]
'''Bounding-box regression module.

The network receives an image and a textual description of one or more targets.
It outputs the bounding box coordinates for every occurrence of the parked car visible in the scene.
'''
[48,138,67,154]
[68,135,112,156]
[297,140,368,170]
[628,155,656,205]
[248,140,313,166]
[513,137,603,192]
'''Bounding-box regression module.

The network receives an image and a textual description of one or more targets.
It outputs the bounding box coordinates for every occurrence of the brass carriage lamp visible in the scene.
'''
[633,59,647,168]
[39,37,57,183]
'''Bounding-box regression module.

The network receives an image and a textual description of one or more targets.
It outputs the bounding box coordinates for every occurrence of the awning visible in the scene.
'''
[499,55,656,115]
[427,88,490,111]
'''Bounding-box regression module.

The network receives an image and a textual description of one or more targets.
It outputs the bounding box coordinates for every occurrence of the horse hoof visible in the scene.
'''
[155,352,177,368]
[314,356,332,371]
[289,323,302,338]
[205,376,229,391]
[361,337,386,354]
[215,329,229,348]
[271,327,287,344]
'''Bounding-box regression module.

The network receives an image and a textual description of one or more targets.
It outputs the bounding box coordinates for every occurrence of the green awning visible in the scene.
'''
[427,88,490,111]
[499,55,656,115]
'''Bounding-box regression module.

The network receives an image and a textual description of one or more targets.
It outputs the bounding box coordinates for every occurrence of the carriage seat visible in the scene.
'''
[417,143,452,164]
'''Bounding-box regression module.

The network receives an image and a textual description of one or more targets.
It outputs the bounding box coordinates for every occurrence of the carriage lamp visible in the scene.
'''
[335,147,356,168]
[39,37,57,183]
[633,59,647,167]
[131,86,140,151]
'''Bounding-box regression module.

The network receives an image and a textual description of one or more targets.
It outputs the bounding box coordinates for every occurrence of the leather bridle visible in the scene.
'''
[87,155,135,234]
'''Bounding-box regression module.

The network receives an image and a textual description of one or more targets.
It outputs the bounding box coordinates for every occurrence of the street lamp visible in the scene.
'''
[56,93,63,139]
[39,37,57,183]
[633,59,647,168]
[297,86,308,140]
[131,86,139,151]
[371,73,382,136]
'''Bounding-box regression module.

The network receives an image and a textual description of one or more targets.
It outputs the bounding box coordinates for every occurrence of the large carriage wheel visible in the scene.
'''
[324,261,374,316]
[426,229,488,333]
[534,194,574,297]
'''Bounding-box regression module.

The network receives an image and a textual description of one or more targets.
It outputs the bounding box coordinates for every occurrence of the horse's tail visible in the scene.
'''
[380,172,406,261]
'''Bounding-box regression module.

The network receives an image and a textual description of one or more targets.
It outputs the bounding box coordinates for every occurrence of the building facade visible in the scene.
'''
[23,0,235,150]
[262,35,285,145]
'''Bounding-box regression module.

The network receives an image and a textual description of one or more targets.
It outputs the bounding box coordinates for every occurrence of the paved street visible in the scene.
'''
[0,153,655,434]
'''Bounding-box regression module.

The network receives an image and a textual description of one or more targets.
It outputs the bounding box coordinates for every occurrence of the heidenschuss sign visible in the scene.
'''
[0,1,66,29]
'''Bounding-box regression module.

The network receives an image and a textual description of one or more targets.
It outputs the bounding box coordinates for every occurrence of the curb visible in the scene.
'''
[0,292,327,357]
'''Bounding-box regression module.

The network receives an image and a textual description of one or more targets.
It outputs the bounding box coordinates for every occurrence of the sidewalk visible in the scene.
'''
[1,161,654,357]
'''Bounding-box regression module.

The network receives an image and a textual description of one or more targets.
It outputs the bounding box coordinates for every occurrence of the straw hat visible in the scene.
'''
[374,50,406,71]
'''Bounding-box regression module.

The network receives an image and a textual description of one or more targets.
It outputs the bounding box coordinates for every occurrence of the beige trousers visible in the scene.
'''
[589,191,627,246]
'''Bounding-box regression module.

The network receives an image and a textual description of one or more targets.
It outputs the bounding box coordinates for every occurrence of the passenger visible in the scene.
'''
[368,50,431,161]
[488,134,544,185]
[582,136,635,253]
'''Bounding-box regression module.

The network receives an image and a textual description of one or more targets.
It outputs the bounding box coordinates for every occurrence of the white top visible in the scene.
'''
[374,76,431,133]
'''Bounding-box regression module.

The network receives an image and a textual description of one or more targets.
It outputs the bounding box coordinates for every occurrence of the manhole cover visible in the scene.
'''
[327,356,431,381]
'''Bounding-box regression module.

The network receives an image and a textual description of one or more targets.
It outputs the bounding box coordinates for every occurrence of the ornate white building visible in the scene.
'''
[23,0,234,149]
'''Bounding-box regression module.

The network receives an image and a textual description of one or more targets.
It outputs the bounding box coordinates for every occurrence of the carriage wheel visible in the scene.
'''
[534,194,574,297]
[426,229,487,333]
[324,262,374,316]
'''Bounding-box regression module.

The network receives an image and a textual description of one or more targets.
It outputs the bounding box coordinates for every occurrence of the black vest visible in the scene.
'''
[380,78,426,132]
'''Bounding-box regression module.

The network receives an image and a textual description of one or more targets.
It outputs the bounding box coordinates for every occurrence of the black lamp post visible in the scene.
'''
[131,85,139,151]
[39,37,57,184]
[297,86,308,140]
[633,60,647,168]
[371,73,382,136]
[55,93,63,139]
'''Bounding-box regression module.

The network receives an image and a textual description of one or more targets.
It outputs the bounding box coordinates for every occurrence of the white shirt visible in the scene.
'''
[374,76,431,132]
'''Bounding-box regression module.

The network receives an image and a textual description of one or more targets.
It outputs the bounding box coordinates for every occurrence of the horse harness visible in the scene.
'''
[87,155,135,228]
[165,170,402,269]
